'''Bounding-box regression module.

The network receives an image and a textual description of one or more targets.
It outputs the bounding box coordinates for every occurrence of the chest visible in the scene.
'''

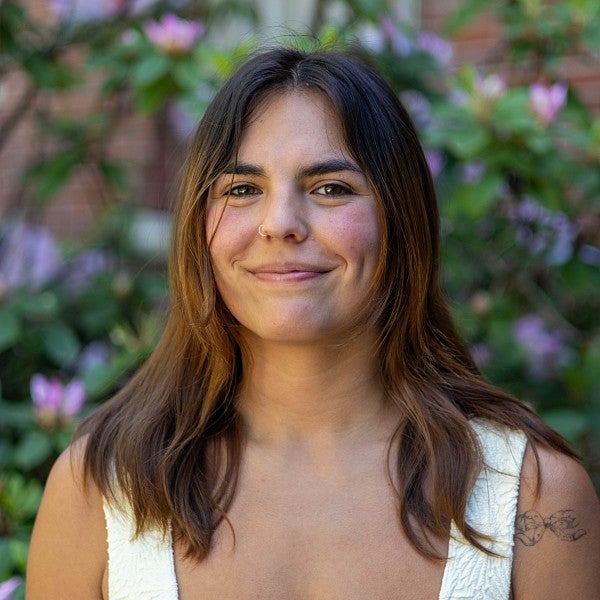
[174,476,448,600]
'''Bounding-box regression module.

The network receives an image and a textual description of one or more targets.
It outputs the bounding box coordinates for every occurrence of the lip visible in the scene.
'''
[248,262,333,282]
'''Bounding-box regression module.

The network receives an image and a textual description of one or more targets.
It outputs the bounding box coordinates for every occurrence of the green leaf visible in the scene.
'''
[581,21,600,54]
[135,78,176,113]
[0,308,20,352]
[0,539,14,579]
[445,126,490,158]
[53,429,73,453]
[540,409,590,443]
[0,0,27,58]
[580,338,600,400]
[22,52,79,89]
[13,291,59,320]
[1,473,43,520]
[443,0,490,35]
[172,61,203,89]
[448,173,503,219]
[26,151,81,201]
[345,0,385,20]
[9,539,29,572]
[77,297,121,337]
[40,322,80,367]
[0,401,34,430]
[12,431,54,471]
[132,53,171,87]
[490,89,535,134]
[98,161,128,191]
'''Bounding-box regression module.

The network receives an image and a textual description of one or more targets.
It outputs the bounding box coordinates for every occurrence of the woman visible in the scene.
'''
[27,47,599,599]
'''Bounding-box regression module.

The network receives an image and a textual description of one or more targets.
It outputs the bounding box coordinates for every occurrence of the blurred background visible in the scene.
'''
[1,0,599,595]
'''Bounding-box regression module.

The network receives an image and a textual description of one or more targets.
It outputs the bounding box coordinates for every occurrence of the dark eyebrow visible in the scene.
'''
[220,163,266,177]
[297,159,363,179]
[218,159,363,179]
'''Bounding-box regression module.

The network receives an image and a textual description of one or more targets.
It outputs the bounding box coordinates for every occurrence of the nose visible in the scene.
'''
[258,186,309,242]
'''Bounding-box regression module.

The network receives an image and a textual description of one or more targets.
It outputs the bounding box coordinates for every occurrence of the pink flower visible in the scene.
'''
[30,374,85,429]
[529,82,567,125]
[0,577,22,600]
[144,14,204,57]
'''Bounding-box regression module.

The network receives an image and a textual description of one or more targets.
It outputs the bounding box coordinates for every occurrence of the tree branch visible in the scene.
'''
[0,82,38,155]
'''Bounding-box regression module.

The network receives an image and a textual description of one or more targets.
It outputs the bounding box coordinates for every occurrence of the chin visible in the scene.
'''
[248,320,357,347]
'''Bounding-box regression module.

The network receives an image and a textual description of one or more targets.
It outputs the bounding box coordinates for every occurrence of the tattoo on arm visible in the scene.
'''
[515,509,587,546]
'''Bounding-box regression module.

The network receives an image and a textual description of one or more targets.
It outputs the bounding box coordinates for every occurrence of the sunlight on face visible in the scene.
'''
[207,91,380,345]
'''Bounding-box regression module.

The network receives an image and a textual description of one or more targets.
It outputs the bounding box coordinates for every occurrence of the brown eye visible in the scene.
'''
[315,183,352,196]
[229,184,260,196]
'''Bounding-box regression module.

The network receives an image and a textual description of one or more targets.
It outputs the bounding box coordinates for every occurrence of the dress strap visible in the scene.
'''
[438,420,527,600]
[103,496,179,600]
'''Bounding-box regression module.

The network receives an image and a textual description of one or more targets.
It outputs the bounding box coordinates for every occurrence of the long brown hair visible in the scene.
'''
[77,46,574,560]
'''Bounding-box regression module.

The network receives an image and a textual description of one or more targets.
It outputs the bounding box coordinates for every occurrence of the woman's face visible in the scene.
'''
[207,91,381,345]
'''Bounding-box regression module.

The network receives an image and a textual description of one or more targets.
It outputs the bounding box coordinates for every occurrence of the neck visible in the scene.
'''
[236,332,396,451]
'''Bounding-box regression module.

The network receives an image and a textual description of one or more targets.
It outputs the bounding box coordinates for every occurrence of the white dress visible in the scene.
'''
[103,420,527,599]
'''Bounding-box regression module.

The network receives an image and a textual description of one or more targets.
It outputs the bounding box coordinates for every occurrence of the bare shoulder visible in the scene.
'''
[26,436,107,599]
[512,442,600,600]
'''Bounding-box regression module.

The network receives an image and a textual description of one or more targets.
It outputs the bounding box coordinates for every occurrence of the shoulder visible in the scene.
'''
[26,436,107,599]
[512,443,600,599]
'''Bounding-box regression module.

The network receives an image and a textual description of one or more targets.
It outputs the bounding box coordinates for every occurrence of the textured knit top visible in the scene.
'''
[103,419,528,600]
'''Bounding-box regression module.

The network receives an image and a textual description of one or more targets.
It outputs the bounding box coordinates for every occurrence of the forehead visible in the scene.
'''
[238,90,350,159]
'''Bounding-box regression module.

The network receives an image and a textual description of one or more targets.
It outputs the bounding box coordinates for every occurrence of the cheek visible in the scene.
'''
[207,206,256,273]
[324,204,380,265]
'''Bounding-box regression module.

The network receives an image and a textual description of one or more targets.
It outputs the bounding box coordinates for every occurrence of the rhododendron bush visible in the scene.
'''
[1,0,600,595]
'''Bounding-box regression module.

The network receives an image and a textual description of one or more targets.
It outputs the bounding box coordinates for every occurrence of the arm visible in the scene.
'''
[512,444,600,599]
[26,439,107,599]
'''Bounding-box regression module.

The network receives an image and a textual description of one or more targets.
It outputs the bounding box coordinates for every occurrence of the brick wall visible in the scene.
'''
[0,2,175,238]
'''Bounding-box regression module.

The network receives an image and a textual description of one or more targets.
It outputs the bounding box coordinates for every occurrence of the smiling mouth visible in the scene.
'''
[249,264,332,282]
[251,270,329,282]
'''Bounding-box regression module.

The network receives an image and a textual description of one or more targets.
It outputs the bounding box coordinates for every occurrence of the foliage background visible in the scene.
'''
[1,0,599,595]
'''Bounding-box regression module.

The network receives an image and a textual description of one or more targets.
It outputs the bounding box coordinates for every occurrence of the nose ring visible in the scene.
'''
[258,225,268,237]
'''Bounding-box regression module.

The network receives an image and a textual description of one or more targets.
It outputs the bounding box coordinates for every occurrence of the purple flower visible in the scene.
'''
[509,198,576,265]
[416,31,453,67]
[460,161,486,184]
[579,244,600,267]
[62,250,111,295]
[168,104,196,139]
[400,91,432,130]
[144,13,204,56]
[529,82,567,125]
[355,22,386,53]
[380,16,412,56]
[168,84,212,139]
[50,0,110,22]
[425,149,445,178]
[470,343,492,368]
[0,222,62,293]
[513,315,568,378]
[51,0,158,21]
[0,577,21,600]
[78,341,111,372]
[31,374,86,429]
